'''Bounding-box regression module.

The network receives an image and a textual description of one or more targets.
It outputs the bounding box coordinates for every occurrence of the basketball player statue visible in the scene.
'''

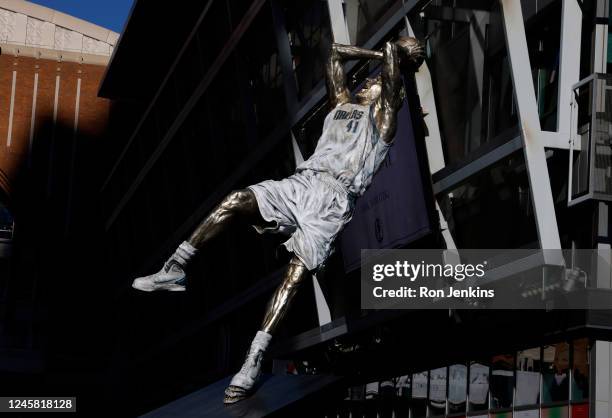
[131,36,425,404]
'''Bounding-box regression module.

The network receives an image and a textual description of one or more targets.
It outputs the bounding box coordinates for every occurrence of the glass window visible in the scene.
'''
[380,379,395,398]
[448,364,467,414]
[412,371,428,418]
[173,40,205,109]
[607,5,612,72]
[515,410,540,418]
[410,1,518,166]
[490,413,513,418]
[469,361,489,411]
[349,384,365,400]
[187,97,222,203]
[439,151,539,249]
[345,0,402,46]
[571,403,589,418]
[154,86,178,142]
[196,0,232,70]
[281,0,333,101]
[139,114,162,162]
[396,374,411,399]
[542,406,569,418]
[396,375,411,418]
[571,338,589,401]
[429,367,447,415]
[380,379,396,418]
[234,4,287,141]
[208,61,248,159]
[521,0,562,131]
[490,354,514,409]
[227,0,253,30]
[516,347,541,406]
[365,381,379,399]
[543,343,570,403]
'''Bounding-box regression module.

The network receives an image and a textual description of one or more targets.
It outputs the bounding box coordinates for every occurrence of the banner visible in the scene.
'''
[340,98,431,271]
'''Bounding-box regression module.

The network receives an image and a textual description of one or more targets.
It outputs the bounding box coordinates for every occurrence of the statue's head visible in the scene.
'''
[354,75,382,105]
[396,36,426,71]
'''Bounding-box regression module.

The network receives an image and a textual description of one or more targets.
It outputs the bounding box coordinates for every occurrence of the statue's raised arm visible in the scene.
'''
[326,43,383,108]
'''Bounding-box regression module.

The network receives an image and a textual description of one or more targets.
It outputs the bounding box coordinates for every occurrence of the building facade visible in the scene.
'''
[0,0,118,194]
[0,0,118,251]
[95,0,612,416]
[0,0,123,394]
[1,0,609,416]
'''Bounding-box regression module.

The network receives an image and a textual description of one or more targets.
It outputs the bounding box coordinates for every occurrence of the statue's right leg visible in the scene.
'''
[224,256,309,404]
[132,189,270,292]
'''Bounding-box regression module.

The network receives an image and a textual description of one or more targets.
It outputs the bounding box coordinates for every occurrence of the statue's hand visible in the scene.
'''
[395,36,425,71]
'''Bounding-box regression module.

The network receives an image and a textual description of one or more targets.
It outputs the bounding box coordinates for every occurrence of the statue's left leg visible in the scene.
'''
[223,256,309,404]
[132,189,269,292]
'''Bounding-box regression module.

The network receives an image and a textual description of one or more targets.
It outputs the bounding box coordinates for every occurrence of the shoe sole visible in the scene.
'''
[132,282,186,292]
[223,386,250,404]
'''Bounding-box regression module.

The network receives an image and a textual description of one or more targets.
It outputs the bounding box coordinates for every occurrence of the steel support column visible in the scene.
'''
[327,0,351,44]
[403,21,456,251]
[500,0,562,251]
[593,0,609,73]
[557,0,582,135]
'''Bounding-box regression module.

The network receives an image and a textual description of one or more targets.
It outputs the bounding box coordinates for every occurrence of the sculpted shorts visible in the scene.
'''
[248,170,354,271]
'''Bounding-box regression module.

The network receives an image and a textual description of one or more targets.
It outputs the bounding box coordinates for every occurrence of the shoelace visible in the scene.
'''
[153,261,185,284]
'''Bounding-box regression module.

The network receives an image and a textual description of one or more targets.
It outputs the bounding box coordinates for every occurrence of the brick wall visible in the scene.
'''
[0,53,111,199]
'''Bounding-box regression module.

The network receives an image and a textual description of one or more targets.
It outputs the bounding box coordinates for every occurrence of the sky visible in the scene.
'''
[29,0,134,33]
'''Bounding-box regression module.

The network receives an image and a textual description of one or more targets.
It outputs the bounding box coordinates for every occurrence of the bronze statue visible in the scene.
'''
[131,36,425,404]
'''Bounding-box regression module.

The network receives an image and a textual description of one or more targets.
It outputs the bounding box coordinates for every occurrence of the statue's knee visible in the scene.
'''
[289,256,306,268]
[223,189,254,211]
[286,257,307,287]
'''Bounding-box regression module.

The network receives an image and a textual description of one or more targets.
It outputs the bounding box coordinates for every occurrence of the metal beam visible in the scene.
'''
[500,0,562,250]
[403,21,456,250]
[593,340,612,418]
[104,0,266,230]
[557,0,582,135]
[345,0,360,44]
[433,136,523,194]
[404,21,446,173]
[6,70,16,147]
[100,0,215,193]
[542,130,580,150]
[421,6,490,25]
[327,0,351,44]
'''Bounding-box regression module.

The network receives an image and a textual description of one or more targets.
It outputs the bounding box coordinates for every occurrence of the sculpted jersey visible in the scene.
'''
[296,102,391,197]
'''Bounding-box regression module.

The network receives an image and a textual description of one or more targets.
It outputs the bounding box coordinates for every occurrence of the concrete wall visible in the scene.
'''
[0,2,118,58]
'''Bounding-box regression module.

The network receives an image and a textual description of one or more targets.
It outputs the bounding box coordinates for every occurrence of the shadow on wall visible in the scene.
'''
[0,104,146,412]
[0,97,273,415]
